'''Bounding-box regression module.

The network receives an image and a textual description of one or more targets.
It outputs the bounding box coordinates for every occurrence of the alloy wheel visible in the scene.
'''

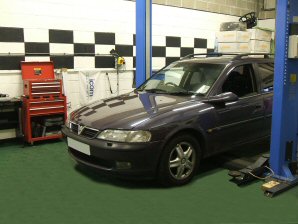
[168,141,196,180]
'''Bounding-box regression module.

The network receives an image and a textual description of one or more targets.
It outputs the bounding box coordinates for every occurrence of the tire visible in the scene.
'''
[158,134,201,187]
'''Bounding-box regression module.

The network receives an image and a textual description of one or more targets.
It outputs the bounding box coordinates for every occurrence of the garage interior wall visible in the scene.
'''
[130,0,276,19]
[0,0,274,112]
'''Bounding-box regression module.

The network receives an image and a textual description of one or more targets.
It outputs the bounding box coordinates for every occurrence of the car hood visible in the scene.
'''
[71,91,204,130]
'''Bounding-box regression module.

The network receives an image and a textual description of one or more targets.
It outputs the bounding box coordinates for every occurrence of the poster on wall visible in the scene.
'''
[79,71,105,105]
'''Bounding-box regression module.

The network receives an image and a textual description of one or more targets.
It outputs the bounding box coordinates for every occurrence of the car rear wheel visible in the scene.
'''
[158,134,201,187]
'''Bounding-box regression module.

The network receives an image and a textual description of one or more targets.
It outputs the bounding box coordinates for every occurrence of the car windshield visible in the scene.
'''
[137,61,225,95]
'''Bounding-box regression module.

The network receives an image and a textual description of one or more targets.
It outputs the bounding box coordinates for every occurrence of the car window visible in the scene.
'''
[138,62,225,95]
[186,66,223,94]
[164,69,185,86]
[258,63,274,93]
[222,64,257,98]
[144,68,184,90]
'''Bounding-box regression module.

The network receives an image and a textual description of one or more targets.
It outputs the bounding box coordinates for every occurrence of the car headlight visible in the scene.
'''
[97,130,151,143]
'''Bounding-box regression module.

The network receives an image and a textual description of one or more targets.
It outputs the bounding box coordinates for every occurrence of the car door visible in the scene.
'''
[210,63,265,152]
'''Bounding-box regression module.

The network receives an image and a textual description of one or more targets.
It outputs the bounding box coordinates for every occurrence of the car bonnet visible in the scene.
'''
[70,91,201,130]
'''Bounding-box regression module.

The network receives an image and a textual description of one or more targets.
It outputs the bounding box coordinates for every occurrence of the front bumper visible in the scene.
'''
[62,126,164,179]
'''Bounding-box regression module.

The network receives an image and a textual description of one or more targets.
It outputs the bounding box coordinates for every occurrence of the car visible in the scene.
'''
[62,53,274,186]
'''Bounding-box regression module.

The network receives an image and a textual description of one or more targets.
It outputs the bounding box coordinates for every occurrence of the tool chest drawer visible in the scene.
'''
[23,97,66,116]
[23,80,63,98]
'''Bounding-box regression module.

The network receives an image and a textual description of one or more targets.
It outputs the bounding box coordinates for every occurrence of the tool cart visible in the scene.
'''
[21,61,67,144]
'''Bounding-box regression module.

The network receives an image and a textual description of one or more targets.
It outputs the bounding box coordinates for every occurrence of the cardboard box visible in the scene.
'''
[250,40,271,53]
[218,42,251,53]
[216,31,251,43]
[249,28,272,41]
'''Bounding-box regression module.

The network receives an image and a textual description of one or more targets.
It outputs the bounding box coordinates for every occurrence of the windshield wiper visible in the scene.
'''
[168,91,196,95]
[138,89,198,95]
[142,88,169,93]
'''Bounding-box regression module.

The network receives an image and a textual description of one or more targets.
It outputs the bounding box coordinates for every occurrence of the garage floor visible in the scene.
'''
[0,139,297,224]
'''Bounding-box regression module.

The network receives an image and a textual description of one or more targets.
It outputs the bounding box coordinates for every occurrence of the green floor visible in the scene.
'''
[0,140,297,224]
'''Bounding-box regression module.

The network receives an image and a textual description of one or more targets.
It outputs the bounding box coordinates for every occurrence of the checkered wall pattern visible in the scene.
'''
[0,27,213,70]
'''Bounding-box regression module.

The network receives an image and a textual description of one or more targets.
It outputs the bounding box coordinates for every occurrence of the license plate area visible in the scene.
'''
[67,137,90,155]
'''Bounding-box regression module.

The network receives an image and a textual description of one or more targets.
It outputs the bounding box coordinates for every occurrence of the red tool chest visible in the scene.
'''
[21,61,67,144]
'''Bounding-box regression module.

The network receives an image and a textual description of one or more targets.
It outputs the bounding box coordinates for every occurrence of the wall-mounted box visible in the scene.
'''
[288,35,298,58]
[218,42,251,53]
[216,31,251,43]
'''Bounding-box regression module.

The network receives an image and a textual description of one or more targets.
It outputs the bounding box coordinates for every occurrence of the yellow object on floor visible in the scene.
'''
[262,180,280,191]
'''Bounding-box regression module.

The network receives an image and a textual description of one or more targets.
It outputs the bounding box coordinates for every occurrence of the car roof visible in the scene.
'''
[180,57,233,64]
[179,53,274,64]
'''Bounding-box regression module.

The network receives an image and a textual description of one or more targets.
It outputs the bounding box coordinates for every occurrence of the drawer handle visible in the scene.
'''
[30,106,64,111]
[30,100,64,104]
[31,92,60,95]
[31,82,60,85]
[32,85,60,89]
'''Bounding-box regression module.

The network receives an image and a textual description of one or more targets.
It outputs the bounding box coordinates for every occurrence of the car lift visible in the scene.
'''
[227,0,298,196]
[228,154,270,186]
[136,0,152,87]
[136,0,298,196]
[263,0,298,197]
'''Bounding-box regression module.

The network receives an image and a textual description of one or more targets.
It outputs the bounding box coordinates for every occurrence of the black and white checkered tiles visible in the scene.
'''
[0,27,213,70]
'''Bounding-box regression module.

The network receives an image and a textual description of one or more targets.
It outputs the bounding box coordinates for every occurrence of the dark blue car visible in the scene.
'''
[62,53,274,186]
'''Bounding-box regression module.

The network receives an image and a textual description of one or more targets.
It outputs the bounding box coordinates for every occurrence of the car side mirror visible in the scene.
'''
[203,92,238,104]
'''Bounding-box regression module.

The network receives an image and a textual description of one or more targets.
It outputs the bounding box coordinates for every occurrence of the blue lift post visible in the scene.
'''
[265,0,298,197]
[136,0,152,87]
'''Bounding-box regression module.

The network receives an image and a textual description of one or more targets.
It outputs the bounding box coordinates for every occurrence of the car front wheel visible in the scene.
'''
[158,134,201,187]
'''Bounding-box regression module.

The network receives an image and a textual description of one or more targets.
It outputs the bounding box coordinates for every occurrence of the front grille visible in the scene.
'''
[80,127,99,138]
[70,122,99,138]
[70,122,79,133]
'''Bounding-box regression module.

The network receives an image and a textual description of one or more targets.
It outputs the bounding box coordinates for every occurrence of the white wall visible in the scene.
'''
[0,0,136,32]
[1,0,276,112]
[0,0,238,39]
[152,5,237,47]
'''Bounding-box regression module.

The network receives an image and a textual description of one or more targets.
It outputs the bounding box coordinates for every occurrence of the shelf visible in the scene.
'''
[0,99,22,139]
[0,121,19,128]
